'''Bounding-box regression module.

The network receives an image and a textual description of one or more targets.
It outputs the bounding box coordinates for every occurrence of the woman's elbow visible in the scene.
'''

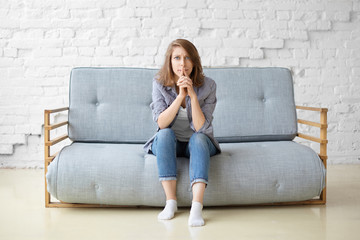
[194,119,206,132]
[157,120,168,130]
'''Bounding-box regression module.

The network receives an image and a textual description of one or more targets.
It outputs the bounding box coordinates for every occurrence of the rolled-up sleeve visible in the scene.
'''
[196,80,217,133]
[150,79,167,124]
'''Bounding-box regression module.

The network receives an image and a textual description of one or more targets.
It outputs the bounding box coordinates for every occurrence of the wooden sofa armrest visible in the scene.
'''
[296,105,328,113]
[44,107,70,162]
[296,105,328,203]
[44,107,70,207]
[295,105,328,163]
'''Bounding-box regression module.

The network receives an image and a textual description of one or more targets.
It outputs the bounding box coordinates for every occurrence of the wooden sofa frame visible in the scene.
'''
[44,105,328,208]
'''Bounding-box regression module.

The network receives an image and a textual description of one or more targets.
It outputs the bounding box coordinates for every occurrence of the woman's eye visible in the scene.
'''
[185,56,190,60]
[174,56,180,60]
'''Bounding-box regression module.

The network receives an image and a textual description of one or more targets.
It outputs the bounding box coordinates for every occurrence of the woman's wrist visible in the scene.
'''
[189,91,197,101]
[176,94,186,101]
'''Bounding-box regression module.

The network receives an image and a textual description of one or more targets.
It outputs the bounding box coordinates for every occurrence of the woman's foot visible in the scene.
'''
[158,199,178,220]
[188,201,204,227]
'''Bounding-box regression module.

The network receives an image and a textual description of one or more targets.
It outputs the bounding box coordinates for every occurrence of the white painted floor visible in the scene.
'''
[0,165,360,240]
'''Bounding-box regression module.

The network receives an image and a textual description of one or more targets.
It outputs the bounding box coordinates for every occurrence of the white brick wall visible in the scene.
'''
[0,0,359,168]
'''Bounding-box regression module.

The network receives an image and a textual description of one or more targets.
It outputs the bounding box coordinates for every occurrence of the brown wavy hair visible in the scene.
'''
[157,39,204,87]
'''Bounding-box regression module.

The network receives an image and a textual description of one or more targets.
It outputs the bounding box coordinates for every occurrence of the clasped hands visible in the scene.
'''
[177,68,196,99]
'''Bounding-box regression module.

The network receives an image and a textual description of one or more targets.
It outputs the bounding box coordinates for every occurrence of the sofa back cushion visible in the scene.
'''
[68,67,297,143]
[68,67,158,143]
[204,68,297,142]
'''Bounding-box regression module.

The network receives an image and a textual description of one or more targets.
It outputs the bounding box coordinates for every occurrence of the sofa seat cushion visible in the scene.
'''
[46,141,325,206]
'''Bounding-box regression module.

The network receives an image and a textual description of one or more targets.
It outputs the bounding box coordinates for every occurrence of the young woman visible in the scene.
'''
[144,39,221,227]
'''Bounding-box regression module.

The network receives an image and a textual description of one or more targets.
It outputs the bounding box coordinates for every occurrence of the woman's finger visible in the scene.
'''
[179,78,193,86]
[185,78,192,86]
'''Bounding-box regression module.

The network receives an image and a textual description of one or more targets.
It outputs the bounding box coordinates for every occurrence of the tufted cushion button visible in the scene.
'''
[262,98,266,102]
[94,184,99,189]
[95,102,99,106]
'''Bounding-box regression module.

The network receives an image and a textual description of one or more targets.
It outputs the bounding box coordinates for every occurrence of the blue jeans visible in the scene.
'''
[151,128,218,187]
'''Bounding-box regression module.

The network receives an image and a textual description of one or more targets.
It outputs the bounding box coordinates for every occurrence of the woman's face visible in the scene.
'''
[171,46,193,80]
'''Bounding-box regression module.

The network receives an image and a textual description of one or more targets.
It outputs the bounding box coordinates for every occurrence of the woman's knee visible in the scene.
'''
[188,133,211,154]
[156,128,176,142]
[189,133,208,146]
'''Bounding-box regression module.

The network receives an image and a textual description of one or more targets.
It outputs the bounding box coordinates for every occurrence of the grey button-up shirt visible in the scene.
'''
[143,76,221,153]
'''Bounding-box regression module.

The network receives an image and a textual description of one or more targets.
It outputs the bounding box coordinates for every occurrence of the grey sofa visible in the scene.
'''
[44,67,327,207]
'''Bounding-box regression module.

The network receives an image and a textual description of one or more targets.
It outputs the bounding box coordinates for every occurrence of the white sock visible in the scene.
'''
[158,199,177,220]
[188,201,205,227]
